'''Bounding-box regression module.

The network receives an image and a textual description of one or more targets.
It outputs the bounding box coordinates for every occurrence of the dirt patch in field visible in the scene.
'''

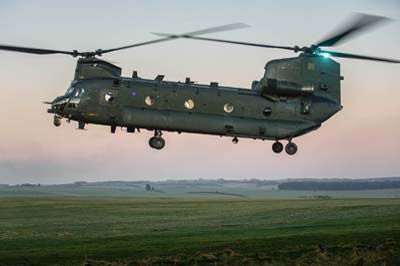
[82,242,400,266]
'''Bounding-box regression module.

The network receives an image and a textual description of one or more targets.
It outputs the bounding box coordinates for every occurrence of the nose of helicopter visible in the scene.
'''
[46,96,69,114]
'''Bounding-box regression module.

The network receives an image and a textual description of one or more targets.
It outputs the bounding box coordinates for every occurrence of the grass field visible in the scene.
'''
[0,197,400,265]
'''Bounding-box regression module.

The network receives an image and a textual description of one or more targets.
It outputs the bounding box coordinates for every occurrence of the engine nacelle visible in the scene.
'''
[255,54,341,103]
[260,78,314,97]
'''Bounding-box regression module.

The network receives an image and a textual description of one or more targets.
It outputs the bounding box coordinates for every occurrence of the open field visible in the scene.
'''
[0,197,400,265]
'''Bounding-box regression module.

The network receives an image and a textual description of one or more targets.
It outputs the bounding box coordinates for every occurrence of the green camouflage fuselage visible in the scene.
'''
[49,55,342,141]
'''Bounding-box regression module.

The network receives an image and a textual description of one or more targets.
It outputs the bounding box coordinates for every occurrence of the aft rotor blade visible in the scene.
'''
[322,50,400,63]
[0,44,77,56]
[101,23,250,55]
[316,13,391,47]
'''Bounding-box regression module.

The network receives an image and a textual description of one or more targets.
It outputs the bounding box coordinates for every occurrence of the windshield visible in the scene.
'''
[64,81,86,98]
[64,81,80,96]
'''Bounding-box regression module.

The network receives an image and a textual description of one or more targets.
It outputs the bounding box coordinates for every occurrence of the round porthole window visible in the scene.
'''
[224,103,234,113]
[145,96,155,106]
[105,92,115,103]
[184,99,195,110]
[263,107,272,116]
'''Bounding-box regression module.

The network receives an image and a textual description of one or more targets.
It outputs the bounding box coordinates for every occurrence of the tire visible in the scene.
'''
[149,137,156,148]
[149,137,165,150]
[53,116,61,127]
[285,142,298,155]
[272,142,283,153]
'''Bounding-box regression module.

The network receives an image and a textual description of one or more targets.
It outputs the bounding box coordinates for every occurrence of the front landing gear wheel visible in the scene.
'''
[272,141,283,153]
[149,136,165,150]
[53,115,61,127]
[285,142,298,155]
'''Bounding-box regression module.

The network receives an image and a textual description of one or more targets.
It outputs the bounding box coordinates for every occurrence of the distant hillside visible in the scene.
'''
[1,177,399,198]
[279,180,400,191]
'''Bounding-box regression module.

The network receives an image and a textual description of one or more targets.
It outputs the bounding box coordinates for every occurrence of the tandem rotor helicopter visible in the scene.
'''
[1,13,398,155]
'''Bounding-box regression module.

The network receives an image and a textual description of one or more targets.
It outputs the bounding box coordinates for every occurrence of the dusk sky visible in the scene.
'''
[0,0,399,184]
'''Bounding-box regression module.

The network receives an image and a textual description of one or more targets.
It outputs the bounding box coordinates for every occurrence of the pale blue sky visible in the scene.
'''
[0,0,399,184]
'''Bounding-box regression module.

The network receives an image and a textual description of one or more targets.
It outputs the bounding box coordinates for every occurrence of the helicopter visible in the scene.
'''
[0,14,398,155]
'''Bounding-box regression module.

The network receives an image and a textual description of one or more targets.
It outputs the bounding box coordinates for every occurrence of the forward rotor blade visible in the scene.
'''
[153,33,297,51]
[316,13,391,47]
[0,23,249,57]
[99,37,176,54]
[101,23,250,55]
[0,44,77,56]
[321,50,400,63]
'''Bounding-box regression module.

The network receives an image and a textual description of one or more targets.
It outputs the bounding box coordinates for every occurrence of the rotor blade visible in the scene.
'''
[99,37,176,54]
[321,50,400,63]
[175,22,250,37]
[101,23,250,55]
[0,44,77,56]
[316,13,392,47]
[153,33,297,51]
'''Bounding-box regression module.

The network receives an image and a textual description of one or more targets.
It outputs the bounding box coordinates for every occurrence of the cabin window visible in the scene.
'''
[145,96,155,106]
[302,102,312,114]
[263,107,272,116]
[224,103,234,113]
[184,99,195,110]
[307,63,315,71]
[105,92,115,103]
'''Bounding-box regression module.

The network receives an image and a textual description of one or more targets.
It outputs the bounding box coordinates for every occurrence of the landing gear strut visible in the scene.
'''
[111,125,116,134]
[285,141,298,155]
[272,141,283,153]
[149,130,165,150]
[78,121,85,130]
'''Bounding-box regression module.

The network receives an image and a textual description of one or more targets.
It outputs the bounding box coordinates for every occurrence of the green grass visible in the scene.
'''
[0,197,399,265]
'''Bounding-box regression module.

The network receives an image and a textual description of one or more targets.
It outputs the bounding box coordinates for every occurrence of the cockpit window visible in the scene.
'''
[64,81,80,96]
[65,86,75,96]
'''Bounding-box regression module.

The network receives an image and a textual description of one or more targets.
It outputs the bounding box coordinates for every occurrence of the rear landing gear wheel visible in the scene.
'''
[285,142,298,155]
[272,141,283,153]
[149,130,165,150]
[149,137,165,150]
[232,137,239,144]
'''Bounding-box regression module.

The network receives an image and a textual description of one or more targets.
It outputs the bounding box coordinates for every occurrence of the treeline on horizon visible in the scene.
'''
[278,181,400,191]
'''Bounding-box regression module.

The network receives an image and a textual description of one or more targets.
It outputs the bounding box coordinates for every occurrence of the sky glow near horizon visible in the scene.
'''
[0,0,399,184]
